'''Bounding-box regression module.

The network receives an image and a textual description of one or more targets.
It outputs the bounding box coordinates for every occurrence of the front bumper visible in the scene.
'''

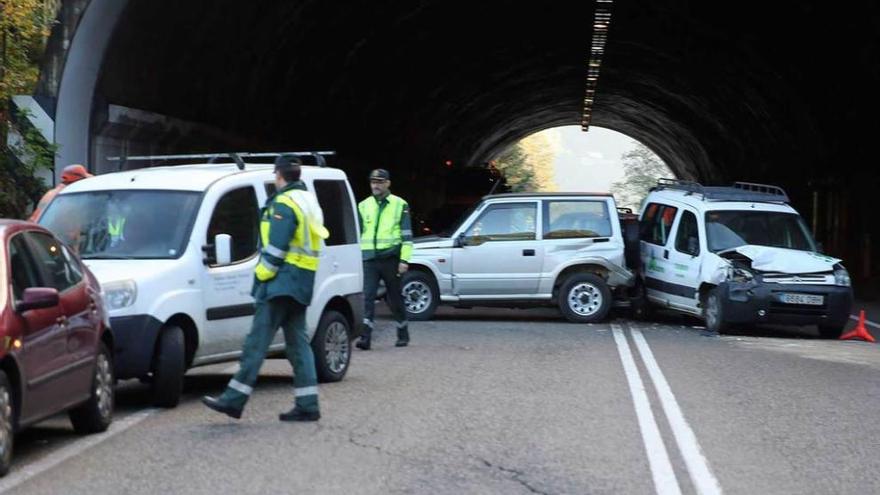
[109,314,163,379]
[719,282,853,327]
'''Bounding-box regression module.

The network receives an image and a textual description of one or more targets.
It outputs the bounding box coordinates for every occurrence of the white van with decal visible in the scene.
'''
[39,153,363,407]
[635,180,853,336]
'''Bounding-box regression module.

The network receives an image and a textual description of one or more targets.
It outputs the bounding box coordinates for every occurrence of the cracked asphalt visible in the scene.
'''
[5,307,880,494]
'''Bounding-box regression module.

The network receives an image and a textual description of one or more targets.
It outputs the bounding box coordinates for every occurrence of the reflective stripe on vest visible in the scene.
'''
[259,190,325,274]
[359,195,405,253]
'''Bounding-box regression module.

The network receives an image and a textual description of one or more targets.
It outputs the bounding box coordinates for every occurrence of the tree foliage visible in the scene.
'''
[493,131,559,192]
[610,143,673,210]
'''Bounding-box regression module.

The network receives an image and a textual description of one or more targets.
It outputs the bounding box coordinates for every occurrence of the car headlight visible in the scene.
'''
[834,268,851,287]
[103,280,137,310]
[728,267,754,283]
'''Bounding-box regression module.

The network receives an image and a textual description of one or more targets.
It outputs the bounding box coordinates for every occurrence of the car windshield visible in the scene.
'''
[39,190,201,259]
[705,210,817,253]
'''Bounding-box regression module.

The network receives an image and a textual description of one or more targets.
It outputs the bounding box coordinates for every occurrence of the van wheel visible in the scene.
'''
[559,273,612,323]
[69,343,114,434]
[703,288,729,334]
[401,271,439,321]
[818,323,845,339]
[0,371,14,477]
[151,326,185,408]
[312,310,351,383]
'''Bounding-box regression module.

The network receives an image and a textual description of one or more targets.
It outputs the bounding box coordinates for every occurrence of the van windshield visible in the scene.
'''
[705,210,817,253]
[39,190,201,259]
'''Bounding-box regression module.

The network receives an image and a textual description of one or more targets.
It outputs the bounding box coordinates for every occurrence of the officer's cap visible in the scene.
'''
[369,169,391,181]
[274,154,302,173]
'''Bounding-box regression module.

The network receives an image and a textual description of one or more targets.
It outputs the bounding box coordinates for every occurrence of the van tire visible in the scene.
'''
[69,343,114,434]
[818,323,845,339]
[0,371,14,477]
[151,326,185,408]
[312,310,351,383]
[558,273,612,323]
[703,287,730,334]
[401,271,439,321]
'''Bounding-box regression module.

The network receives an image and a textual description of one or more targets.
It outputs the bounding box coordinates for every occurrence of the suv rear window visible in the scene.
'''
[543,200,612,239]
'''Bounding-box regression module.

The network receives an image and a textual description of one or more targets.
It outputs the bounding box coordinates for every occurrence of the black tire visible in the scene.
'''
[150,326,185,408]
[69,343,114,434]
[818,323,846,339]
[558,273,612,323]
[312,310,351,383]
[0,371,14,477]
[703,287,730,334]
[400,270,439,321]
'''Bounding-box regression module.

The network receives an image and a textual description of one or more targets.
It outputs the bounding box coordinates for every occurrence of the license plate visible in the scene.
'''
[779,293,824,305]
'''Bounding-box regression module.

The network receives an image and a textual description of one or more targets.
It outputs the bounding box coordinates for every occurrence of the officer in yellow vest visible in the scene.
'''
[203,156,329,421]
[356,169,413,350]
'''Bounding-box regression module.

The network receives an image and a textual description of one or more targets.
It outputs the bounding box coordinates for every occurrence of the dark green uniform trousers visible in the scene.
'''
[220,296,319,413]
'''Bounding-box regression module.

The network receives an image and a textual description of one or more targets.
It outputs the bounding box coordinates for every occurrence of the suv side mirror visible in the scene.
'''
[454,232,466,248]
[215,234,233,265]
[17,287,60,312]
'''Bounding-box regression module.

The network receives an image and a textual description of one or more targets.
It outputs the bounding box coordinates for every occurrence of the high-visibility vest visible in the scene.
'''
[255,189,329,281]
[358,194,412,261]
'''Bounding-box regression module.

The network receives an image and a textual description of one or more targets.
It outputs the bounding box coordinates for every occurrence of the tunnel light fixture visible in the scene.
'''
[583,0,613,132]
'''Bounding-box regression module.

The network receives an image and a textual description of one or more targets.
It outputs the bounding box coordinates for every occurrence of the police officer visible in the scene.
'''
[202,156,329,421]
[356,169,413,350]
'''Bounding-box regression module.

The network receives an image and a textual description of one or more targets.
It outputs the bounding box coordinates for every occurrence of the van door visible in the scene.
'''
[200,185,261,357]
[639,202,680,306]
[665,209,702,313]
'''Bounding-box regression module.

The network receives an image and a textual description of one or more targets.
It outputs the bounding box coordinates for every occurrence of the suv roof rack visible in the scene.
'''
[653,178,789,204]
[106,151,336,170]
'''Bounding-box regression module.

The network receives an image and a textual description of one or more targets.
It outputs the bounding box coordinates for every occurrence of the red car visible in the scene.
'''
[0,220,114,476]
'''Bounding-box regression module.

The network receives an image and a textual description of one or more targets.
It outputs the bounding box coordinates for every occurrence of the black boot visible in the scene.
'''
[279,407,321,422]
[202,395,242,419]
[356,321,373,350]
[395,325,410,347]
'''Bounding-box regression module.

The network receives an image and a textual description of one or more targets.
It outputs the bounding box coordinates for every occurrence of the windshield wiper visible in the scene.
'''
[80,254,139,260]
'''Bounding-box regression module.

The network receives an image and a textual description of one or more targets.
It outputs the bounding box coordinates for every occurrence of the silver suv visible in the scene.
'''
[401,193,634,323]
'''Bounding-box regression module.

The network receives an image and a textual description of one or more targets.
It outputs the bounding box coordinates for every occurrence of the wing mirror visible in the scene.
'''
[214,234,233,265]
[16,287,60,312]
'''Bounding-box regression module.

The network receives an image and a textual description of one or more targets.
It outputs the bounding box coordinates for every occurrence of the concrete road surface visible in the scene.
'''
[2,307,879,494]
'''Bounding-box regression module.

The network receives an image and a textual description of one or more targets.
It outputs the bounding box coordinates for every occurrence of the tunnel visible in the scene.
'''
[33,0,880,294]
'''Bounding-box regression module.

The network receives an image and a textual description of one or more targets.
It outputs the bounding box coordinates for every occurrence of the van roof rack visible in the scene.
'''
[653,178,789,204]
[106,151,336,170]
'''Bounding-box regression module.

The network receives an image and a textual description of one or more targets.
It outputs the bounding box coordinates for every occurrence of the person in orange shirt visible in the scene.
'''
[28,164,92,222]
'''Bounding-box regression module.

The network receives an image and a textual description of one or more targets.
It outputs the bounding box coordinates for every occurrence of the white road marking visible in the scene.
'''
[611,324,682,495]
[849,314,880,330]
[630,325,723,495]
[0,409,158,493]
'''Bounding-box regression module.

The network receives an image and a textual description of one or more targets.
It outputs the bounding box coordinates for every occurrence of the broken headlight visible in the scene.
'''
[728,267,755,283]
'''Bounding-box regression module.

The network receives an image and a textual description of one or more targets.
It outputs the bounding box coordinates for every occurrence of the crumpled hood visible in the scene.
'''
[721,245,841,274]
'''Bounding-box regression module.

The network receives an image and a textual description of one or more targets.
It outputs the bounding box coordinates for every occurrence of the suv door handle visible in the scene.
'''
[663,249,669,259]
[523,249,535,256]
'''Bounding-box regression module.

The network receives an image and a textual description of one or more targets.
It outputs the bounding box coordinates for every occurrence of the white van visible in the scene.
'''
[635,180,853,336]
[38,157,363,407]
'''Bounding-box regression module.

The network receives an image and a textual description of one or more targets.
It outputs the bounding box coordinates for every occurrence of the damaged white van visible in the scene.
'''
[635,180,853,337]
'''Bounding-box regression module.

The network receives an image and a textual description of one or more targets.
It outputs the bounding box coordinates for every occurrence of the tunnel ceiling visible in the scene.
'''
[96,0,880,188]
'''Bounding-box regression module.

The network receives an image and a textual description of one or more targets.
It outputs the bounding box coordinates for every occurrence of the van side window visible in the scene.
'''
[643,203,678,246]
[313,180,357,246]
[207,187,260,264]
[674,210,700,256]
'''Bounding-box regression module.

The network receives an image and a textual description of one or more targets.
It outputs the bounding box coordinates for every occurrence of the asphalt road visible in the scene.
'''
[2,307,879,494]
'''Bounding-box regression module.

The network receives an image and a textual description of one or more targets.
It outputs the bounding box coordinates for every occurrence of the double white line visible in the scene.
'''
[612,323,722,495]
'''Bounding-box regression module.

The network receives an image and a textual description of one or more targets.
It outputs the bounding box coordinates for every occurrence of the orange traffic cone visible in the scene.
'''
[840,310,876,343]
